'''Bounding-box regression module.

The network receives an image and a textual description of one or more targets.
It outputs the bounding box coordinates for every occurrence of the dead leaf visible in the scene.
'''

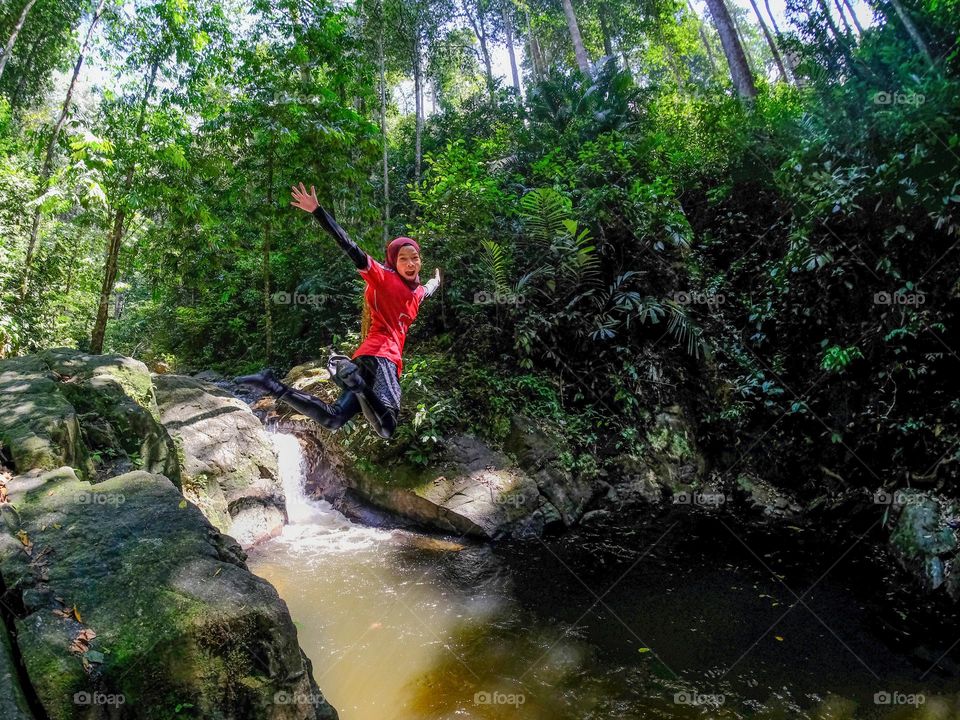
[16,530,32,556]
[73,606,82,623]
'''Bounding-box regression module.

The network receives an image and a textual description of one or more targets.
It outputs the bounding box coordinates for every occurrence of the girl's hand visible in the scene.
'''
[290,182,319,213]
[434,268,442,285]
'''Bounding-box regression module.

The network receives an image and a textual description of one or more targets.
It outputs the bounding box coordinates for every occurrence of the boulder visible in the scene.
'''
[0,349,180,485]
[888,489,958,595]
[0,465,337,720]
[503,415,593,526]
[311,431,558,540]
[154,374,285,547]
[0,625,35,719]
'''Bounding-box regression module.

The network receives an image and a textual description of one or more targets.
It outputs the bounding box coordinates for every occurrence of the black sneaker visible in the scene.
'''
[234,368,287,396]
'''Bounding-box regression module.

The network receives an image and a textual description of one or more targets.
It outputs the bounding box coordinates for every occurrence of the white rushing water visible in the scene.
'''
[265,430,389,557]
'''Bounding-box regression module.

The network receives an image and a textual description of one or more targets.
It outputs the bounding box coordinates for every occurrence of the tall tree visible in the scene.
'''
[0,0,38,81]
[21,0,108,297]
[560,0,590,74]
[461,0,497,101]
[883,0,935,67]
[745,0,790,81]
[704,0,757,98]
[687,0,718,74]
[502,2,521,93]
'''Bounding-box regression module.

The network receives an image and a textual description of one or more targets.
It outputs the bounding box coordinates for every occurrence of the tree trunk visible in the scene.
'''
[842,0,864,34]
[478,31,494,100]
[560,0,590,74]
[727,0,758,77]
[687,0,719,74]
[90,61,159,354]
[704,0,757,98]
[378,18,390,245]
[263,139,274,364]
[0,0,38,81]
[885,0,935,67]
[814,0,868,77]
[288,0,312,85]
[746,0,789,81]
[599,3,614,57]
[503,5,521,93]
[413,31,423,183]
[832,0,854,35]
[525,11,544,80]
[22,0,107,298]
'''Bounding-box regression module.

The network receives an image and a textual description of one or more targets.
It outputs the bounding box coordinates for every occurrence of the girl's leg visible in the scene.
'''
[355,392,397,439]
[329,357,398,439]
[278,386,361,431]
[235,369,360,431]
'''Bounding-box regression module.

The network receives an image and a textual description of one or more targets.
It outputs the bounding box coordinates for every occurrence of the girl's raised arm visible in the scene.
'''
[290,182,369,271]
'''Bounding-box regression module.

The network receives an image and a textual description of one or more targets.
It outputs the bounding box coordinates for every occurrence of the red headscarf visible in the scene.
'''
[385,236,421,288]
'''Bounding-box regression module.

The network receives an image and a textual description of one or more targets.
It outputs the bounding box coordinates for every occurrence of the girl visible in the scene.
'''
[236,182,441,439]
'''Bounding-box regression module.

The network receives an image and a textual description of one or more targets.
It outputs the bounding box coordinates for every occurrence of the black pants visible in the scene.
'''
[277,355,399,439]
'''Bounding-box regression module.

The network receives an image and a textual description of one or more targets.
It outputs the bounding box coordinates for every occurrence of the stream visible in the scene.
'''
[247,431,960,719]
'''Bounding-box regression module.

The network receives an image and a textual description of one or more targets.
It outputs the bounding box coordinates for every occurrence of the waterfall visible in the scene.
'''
[265,430,388,554]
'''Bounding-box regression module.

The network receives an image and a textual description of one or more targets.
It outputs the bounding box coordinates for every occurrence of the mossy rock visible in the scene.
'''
[0,466,337,720]
[0,349,180,485]
[0,625,34,719]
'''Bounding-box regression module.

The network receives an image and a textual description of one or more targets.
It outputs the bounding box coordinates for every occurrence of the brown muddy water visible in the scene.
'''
[248,431,960,719]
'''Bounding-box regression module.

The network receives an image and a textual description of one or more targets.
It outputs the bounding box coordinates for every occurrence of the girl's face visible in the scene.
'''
[396,245,422,280]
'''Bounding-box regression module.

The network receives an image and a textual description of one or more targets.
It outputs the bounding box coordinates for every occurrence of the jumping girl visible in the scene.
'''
[235,182,441,439]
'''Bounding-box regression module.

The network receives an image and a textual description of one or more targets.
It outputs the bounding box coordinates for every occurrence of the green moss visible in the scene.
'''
[646,425,692,462]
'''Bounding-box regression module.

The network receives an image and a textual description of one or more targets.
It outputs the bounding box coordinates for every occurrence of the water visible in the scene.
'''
[248,432,960,719]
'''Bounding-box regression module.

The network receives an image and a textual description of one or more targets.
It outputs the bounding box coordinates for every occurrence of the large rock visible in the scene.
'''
[311,431,557,539]
[888,489,958,596]
[0,465,337,720]
[0,349,180,485]
[154,374,285,547]
[0,625,34,719]
[503,415,594,527]
[600,404,708,510]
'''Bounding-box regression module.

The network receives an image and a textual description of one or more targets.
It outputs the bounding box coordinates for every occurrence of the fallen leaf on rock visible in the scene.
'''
[73,605,82,623]
[69,628,97,654]
[16,530,32,555]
